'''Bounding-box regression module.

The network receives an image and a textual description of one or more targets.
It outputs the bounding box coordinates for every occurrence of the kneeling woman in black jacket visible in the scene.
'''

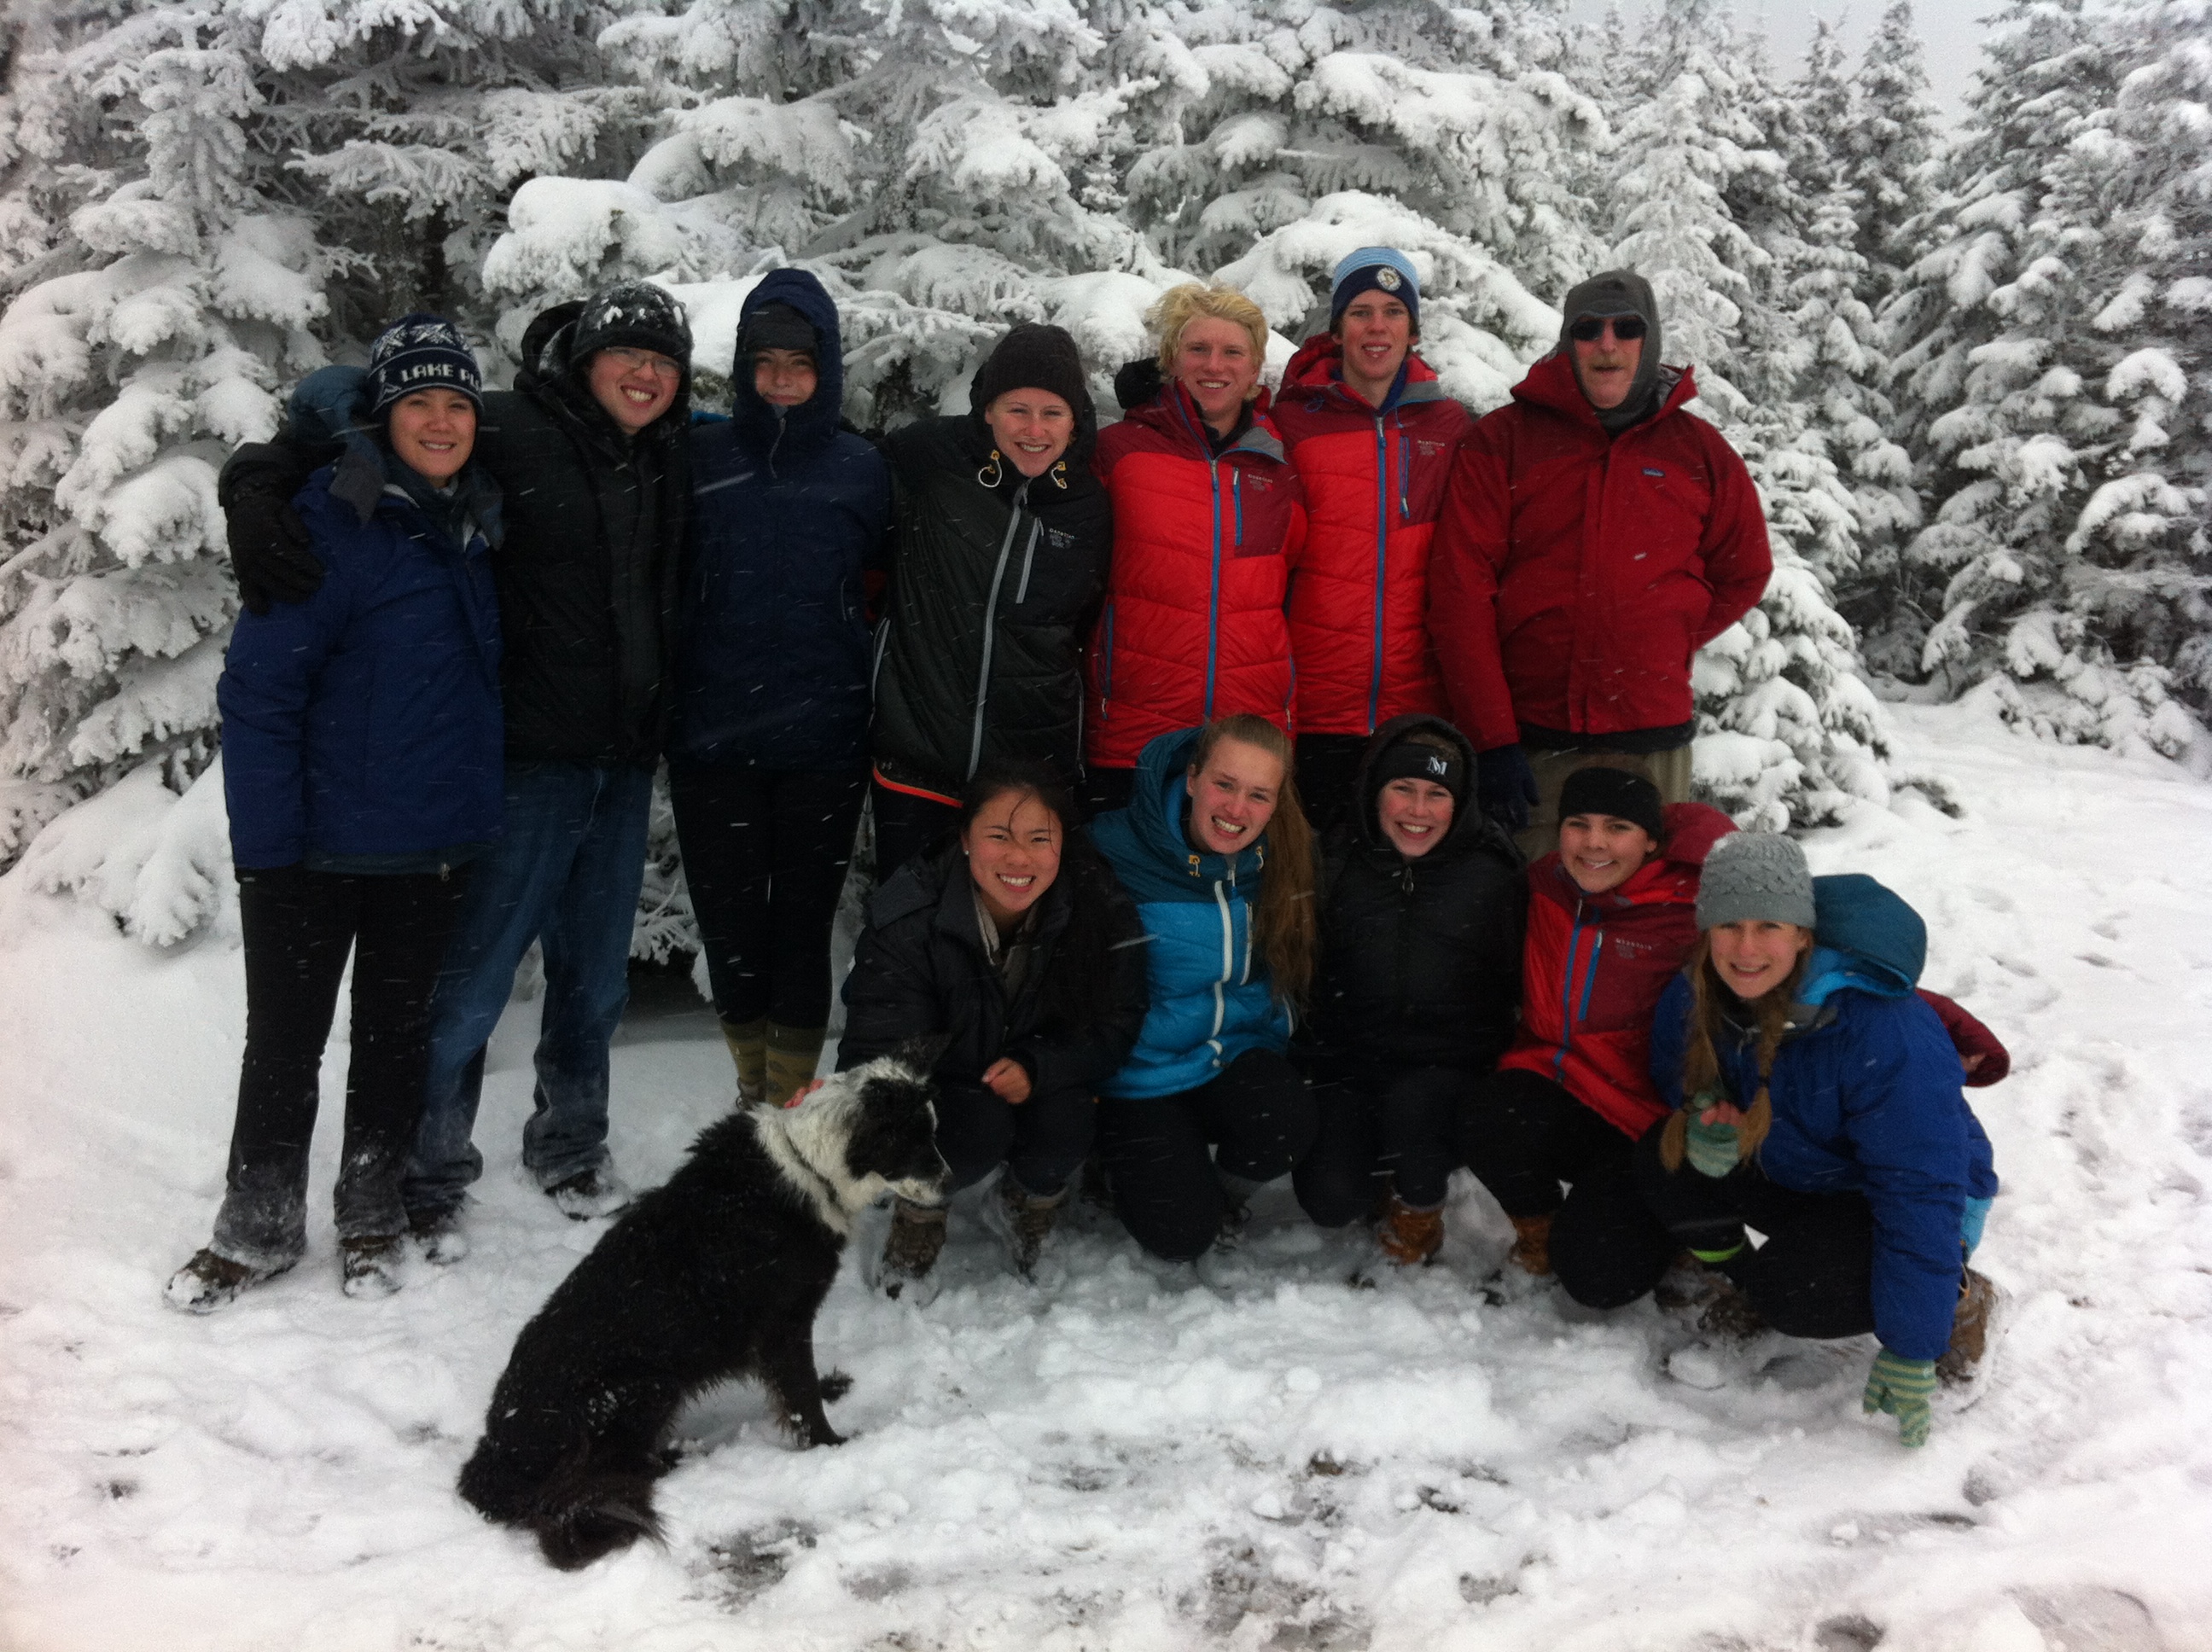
[1293,716,1525,1266]
[836,763,1149,1293]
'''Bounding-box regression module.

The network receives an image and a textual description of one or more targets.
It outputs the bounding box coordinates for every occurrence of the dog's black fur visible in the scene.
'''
[457,1048,948,1569]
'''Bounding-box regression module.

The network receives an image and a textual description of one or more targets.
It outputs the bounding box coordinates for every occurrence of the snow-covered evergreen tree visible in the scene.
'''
[1115,0,1607,406]
[1845,0,1945,311]
[1883,0,2208,760]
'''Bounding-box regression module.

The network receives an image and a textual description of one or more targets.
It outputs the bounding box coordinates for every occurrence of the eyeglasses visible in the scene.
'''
[601,346,683,377]
[1568,315,1647,343]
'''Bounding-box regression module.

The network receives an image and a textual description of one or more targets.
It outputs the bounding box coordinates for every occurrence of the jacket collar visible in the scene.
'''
[1126,376,1286,466]
[1127,726,1268,885]
[1510,351,1697,433]
[1281,337,1448,416]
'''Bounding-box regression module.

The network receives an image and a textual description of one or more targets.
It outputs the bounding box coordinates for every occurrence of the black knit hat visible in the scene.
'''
[971,323,1093,428]
[365,313,482,419]
[736,300,818,363]
[569,281,692,369]
[1557,765,1664,843]
[1370,736,1466,807]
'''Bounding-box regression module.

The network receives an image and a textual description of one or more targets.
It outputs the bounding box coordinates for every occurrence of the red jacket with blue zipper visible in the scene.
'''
[1083,379,1307,771]
[1497,801,1734,1137]
[1428,352,1772,751]
[1272,338,1469,737]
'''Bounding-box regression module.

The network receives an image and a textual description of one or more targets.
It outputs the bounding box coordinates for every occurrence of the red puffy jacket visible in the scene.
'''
[1084,381,1307,771]
[1272,340,1470,736]
[1428,353,1773,751]
[1498,801,1735,1138]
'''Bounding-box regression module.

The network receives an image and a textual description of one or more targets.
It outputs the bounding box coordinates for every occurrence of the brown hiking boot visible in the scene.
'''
[1938,1266,2005,1388]
[879,1198,947,1300]
[1508,1213,1554,1277]
[164,1248,283,1314]
[992,1177,1068,1278]
[1697,1279,1767,1340]
[1376,1195,1444,1267]
[1656,1254,1766,1338]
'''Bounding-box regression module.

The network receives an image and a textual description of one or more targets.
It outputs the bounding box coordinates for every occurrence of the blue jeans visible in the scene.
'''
[404,760,654,1213]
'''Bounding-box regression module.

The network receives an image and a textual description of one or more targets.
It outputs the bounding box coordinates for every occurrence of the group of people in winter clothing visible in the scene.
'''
[170,246,2008,1449]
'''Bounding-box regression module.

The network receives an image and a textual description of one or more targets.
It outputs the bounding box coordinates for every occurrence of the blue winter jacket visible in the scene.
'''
[671,269,891,771]
[1090,727,1292,1098]
[218,438,504,870]
[1648,875,2000,1362]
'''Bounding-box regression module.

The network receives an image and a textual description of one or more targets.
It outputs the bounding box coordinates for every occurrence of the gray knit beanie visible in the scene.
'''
[1696,831,1815,931]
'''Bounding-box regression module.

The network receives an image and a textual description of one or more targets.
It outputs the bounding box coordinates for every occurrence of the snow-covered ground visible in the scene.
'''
[3,701,2209,1652]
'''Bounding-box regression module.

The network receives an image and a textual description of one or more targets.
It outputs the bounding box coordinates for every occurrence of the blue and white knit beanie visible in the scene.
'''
[365,314,483,419]
[1696,831,1816,932]
[1330,247,1421,331]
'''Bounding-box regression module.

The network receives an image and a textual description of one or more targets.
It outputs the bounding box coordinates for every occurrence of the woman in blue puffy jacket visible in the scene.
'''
[168,315,504,1312]
[1089,715,1320,1259]
[670,270,892,1105]
[1551,832,2004,1448]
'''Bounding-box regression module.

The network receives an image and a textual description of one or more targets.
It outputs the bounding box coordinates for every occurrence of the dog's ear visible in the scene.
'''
[888,1034,951,1076]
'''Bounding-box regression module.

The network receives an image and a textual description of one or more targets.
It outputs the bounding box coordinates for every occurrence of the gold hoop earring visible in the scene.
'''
[977,450,1004,488]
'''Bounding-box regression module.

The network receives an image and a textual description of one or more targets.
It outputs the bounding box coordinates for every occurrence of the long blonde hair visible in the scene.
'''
[1149,283,1270,394]
[1190,713,1315,1008]
[1657,935,1808,1172]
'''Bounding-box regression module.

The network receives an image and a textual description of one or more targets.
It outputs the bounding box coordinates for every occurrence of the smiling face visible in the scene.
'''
[1335,290,1413,408]
[753,348,818,409]
[587,344,682,433]
[1376,777,1453,858]
[386,388,477,484]
[983,388,1075,477]
[963,789,1063,928]
[1173,316,1263,434]
[1708,920,1813,1002]
[1569,317,1643,412]
[1557,813,1658,895]
[1185,737,1284,856]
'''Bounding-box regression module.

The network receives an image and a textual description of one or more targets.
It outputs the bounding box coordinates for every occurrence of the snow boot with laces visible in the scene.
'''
[879,1198,948,1300]
[165,1248,290,1314]
[1376,1194,1445,1267]
[1507,1213,1554,1277]
[340,1235,404,1299]
[1937,1266,2009,1405]
[989,1175,1068,1280]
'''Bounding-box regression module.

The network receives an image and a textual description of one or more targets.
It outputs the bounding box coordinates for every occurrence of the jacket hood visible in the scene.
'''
[1511,350,1697,434]
[1281,336,1448,414]
[1349,713,1500,861]
[1126,725,1270,886]
[731,267,846,470]
[1804,873,1926,1000]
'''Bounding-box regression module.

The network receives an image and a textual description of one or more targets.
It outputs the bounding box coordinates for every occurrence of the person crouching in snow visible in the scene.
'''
[1291,717,1523,1267]
[835,764,1149,1294]
[169,316,504,1311]
[1090,716,1320,1260]
[1458,764,1734,1280]
[1552,831,2005,1448]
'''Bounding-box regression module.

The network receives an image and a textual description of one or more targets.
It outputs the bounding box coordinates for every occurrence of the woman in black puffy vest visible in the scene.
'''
[868,325,1114,875]
[1293,714,1526,1267]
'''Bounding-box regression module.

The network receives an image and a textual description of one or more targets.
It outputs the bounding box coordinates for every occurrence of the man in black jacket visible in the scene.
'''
[221,282,694,1248]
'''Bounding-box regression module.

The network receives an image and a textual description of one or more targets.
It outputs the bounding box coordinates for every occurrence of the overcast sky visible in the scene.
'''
[1563,0,1997,122]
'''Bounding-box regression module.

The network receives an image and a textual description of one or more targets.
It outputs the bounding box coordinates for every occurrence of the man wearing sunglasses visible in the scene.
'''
[1426,269,1772,854]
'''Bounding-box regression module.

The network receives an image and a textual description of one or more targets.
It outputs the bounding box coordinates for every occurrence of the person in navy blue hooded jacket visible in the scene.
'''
[1551,832,2004,1449]
[167,316,504,1313]
[671,269,893,1106]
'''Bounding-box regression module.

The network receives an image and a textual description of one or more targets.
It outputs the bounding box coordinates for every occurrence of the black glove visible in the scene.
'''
[219,443,324,615]
[1476,743,1540,833]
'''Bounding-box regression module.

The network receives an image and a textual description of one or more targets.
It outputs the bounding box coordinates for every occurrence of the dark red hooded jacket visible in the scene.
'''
[1272,339,1470,737]
[1427,353,1772,751]
[1083,380,1306,770]
[1498,801,1735,1137]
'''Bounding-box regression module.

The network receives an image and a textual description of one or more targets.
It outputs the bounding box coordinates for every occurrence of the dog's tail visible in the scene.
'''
[459,1434,665,1570]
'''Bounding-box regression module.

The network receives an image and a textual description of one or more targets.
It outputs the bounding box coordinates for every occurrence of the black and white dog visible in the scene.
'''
[457,1046,948,1569]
